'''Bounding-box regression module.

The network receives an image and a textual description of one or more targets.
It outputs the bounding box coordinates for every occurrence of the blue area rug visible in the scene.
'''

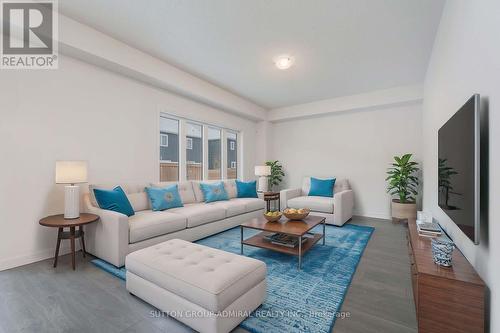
[92,223,373,333]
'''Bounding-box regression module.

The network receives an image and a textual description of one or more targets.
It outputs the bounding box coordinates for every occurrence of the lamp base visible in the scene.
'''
[257,176,268,193]
[64,185,80,219]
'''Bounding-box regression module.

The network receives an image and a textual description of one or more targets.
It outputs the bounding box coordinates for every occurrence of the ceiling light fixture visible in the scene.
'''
[274,55,294,70]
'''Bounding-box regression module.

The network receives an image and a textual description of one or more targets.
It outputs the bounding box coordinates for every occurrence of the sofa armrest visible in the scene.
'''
[83,194,129,267]
[280,188,302,210]
[333,189,354,226]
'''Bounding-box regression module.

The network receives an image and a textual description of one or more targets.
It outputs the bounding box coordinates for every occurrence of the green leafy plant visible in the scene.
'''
[386,154,419,203]
[265,160,285,191]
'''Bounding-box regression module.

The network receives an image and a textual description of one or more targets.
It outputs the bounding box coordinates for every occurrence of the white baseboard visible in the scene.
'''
[0,243,81,272]
[353,211,392,220]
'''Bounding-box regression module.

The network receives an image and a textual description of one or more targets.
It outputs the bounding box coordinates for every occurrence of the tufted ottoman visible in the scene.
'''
[125,239,267,333]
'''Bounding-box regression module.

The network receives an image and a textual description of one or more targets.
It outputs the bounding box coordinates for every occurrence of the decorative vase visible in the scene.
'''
[391,199,417,220]
[431,238,455,267]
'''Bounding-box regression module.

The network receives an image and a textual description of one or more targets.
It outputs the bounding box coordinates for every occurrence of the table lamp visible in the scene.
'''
[255,165,271,192]
[55,161,88,219]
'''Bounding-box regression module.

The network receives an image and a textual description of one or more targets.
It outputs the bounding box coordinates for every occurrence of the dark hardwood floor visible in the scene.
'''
[0,216,416,333]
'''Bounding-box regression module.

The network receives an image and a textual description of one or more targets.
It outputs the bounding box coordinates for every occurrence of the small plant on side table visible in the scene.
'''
[265,160,285,192]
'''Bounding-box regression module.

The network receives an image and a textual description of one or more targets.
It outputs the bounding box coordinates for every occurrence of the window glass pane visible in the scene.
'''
[226,131,237,179]
[159,117,179,181]
[186,123,203,180]
[208,127,221,180]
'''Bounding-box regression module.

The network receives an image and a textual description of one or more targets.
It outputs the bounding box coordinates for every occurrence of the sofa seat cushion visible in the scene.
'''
[206,199,247,217]
[126,239,267,312]
[169,204,226,228]
[287,196,334,214]
[129,211,187,243]
[230,198,265,212]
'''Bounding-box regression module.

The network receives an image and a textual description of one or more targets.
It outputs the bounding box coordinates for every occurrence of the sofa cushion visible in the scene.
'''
[199,182,229,203]
[93,186,135,217]
[168,203,226,228]
[129,211,187,243]
[192,180,237,202]
[89,183,150,212]
[236,180,258,198]
[125,239,267,312]
[287,196,334,214]
[301,177,351,196]
[145,185,184,211]
[230,198,265,212]
[150,181,196,204]
[308,177,336,197]
[206,199,247,217]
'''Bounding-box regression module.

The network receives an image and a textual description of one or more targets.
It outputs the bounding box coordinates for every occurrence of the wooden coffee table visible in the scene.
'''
[240,215,326,269]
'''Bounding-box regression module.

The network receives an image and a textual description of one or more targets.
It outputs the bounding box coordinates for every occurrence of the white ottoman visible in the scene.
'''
[126,239,267,333]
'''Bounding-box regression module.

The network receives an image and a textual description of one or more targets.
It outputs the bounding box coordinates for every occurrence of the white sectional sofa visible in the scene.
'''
[83,180,265,267]
[280,177,354,226]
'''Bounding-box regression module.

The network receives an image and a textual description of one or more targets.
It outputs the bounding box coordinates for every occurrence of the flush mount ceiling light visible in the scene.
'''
[274,55,294,70]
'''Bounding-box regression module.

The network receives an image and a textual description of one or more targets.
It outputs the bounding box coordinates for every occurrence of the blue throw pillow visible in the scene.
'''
[145,185,184,211]
[308,177,336,197]
[236,180,258,198]
[199,182,229,203]
[93,186,135,217]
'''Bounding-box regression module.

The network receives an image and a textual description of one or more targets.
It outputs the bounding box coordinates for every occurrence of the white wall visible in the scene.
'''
[422,1,500,330]
[0,55,260,271]
[269,102,422,219]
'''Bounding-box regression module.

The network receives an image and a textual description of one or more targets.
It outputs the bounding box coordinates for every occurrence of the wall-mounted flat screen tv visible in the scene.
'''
[438,94,480,244]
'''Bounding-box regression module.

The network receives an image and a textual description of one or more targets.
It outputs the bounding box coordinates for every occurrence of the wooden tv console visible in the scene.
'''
[406,219,485,333]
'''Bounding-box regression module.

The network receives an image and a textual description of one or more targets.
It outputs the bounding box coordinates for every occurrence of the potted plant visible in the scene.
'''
[265,160,285,192]
[386,153,419,220]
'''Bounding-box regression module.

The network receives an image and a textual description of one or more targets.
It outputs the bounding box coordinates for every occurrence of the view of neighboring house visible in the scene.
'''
[160,131,237,174]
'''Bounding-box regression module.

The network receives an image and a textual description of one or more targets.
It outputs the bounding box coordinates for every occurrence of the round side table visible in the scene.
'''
[262,191,280,212]
[39,213,99,270]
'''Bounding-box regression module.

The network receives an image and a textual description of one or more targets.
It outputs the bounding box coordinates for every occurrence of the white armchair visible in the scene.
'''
[280,178,354,226]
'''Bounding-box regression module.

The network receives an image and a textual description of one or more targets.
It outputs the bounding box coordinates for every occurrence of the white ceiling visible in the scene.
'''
[59,0,445,109]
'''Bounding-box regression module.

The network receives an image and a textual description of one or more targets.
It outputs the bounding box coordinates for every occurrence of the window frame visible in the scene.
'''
[159,112,240,182]
[159,116,180,181]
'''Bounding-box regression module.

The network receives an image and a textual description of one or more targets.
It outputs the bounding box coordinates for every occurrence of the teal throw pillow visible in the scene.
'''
[93,186,135,217]
[145,185,183,211]
[308,177,336,197]
[199,182,229,203]
[236,180,258,198]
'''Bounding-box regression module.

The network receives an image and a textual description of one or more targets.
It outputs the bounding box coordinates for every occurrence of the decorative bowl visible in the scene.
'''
[263,212,282,222]
[431,238,455,267]
[283,208,310,220]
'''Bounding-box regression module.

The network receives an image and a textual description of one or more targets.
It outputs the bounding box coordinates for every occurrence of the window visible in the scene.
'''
[159,113,240,181]
[208,127,222,180]
[227,131,237,179]
[160,134,168,147]
[186,123,202,180]
[159,117,179,181]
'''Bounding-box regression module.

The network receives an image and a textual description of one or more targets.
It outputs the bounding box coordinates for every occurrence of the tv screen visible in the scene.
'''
[438,94,480,244]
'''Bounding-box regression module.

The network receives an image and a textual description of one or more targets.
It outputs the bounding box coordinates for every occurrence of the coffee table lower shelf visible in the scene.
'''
[241,231,324,269]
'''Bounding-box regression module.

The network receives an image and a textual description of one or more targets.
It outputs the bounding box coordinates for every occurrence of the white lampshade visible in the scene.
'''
[255,165,271,176]
[55,161,88,184]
